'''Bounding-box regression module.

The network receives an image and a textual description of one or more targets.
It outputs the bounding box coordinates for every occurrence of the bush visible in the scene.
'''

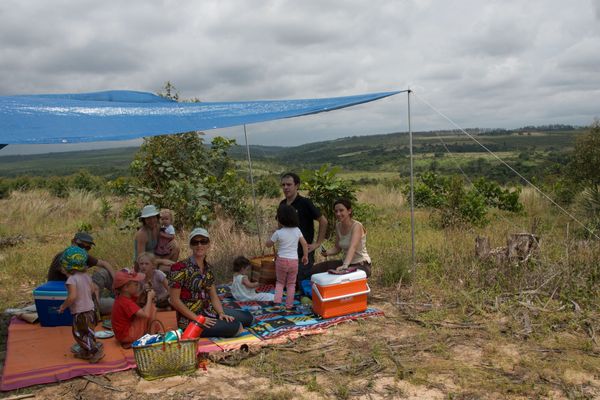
[404,173,522,228]
[47,176,70,198]
[255,175,281,198]
[130,133,249,228]
[300,165,357,237]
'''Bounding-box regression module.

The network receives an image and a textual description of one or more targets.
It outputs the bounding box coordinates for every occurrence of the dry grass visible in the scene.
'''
[0,186,599,398]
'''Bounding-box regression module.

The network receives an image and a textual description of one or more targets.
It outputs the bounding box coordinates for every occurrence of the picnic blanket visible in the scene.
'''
[1,285,383,391]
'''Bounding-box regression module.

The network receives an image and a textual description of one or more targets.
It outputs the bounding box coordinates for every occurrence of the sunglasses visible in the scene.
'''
[76,242,92,251]
[190,238,210,246]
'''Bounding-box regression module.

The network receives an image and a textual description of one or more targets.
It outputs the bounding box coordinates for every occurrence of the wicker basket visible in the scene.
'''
[133,320,199,380]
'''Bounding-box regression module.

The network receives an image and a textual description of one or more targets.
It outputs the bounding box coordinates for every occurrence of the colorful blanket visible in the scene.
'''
[217,285,384,341]
[1,285,383,391]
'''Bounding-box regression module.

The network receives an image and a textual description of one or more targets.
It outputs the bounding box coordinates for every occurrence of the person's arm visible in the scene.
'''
[168,286,217,328]
[135,289,155,318]
[242,276,260,289]
[159,231,175,239]
[308,215,328,253]
[58,283,76,313]
[299,236,309,265]
[159,278,170,300]
[208,285,235,322]
[338,223,364,269]
[134,230,147,259]
[322,228,342,257]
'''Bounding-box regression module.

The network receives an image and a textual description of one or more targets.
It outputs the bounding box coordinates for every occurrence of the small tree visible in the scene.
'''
[301,165,357,237]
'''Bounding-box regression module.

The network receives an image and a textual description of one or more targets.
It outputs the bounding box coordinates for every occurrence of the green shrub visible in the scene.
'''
[255,175,281,198]
[300,165,357,237]
[47,176,70,198]
[130,133,249,228]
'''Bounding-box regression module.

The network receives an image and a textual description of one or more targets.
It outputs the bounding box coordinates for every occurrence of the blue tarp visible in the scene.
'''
[0,90,402,144]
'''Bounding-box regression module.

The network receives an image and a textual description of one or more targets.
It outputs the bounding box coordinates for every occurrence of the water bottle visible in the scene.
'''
[181,315,206,339]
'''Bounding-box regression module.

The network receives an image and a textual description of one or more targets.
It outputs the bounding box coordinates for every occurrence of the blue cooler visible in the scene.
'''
[33,281,73,327]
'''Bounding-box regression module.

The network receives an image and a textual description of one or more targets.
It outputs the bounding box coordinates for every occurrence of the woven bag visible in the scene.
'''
[133,320,199,380]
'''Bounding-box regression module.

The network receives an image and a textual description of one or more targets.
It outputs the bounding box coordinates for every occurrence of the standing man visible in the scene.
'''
[280,172,328,286]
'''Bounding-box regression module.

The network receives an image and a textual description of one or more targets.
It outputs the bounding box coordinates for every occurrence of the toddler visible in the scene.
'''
[265,204,308,308]
[58,246,104,363]
[155,208,177,261]
[231,256,275,302]
[111,269,157,348]
[137,252,170,309]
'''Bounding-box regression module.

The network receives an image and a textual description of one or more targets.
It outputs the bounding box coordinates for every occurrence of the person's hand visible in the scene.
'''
[147,289,155,301]
[320,246,327,257]
[218,312,235,322]
[336,265,349,272]
[302,255,309,265]
[202,317,217,328]
[307,243,318,253]
[58,304,66,314]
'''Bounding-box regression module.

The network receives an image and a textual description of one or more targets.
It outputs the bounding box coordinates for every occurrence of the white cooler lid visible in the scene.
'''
[311,269,367,286]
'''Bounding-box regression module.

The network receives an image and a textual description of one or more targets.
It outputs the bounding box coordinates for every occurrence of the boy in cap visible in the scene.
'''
[111,269,156,348]
[58,246,104,363]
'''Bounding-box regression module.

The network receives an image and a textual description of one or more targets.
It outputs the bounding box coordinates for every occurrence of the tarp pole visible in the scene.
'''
[243,124,263,253]
[407,89,416,269]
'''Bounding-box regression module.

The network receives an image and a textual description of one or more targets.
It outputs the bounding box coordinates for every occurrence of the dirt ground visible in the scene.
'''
[2,288,599,399]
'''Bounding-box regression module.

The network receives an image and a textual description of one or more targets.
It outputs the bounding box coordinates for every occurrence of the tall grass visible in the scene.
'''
[0,186,598,314]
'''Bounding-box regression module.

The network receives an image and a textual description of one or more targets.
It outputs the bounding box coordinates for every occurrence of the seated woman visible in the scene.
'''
[168,228,254,337]
[133,205,178,272]
[312,198,372,277]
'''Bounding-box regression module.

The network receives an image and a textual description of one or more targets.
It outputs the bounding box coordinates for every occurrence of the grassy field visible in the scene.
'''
[0,185,598,398]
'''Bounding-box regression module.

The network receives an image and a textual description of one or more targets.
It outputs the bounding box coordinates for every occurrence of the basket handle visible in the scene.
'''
[148,319,182,351]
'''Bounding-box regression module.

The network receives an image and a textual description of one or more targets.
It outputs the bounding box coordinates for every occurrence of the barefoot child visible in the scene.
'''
[155,208,178,262]
[137,252,170,309]
[265,204,308,309]
[58,246,104,363]
[111,269,157,348]
[231,256,275,302]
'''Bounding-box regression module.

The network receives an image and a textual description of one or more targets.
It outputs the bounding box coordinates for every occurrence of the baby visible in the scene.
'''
[231,256,275,302]
[155,208,177,261]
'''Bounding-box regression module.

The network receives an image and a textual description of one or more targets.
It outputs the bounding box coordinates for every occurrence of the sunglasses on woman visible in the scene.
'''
[190,238,210,246]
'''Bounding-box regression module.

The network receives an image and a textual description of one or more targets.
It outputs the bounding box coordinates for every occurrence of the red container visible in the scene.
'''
[311,270,370,318]
[181,315,206,339]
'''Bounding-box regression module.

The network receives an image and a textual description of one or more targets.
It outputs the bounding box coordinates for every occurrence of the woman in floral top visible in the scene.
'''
[169,228,254,337]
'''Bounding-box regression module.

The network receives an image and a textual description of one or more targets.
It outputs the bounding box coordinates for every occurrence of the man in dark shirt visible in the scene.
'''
[280,172,328,285]
[47,232,114,281]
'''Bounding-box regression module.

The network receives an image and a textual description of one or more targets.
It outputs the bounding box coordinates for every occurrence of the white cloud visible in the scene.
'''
[0,0,599,152]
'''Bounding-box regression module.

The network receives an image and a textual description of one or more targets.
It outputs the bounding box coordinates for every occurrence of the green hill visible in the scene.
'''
[0,126,585,180]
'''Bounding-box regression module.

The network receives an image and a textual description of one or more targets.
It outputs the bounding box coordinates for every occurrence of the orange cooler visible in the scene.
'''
[311,270,370,318]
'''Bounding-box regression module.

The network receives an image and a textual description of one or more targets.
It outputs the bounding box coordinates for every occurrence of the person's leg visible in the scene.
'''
[72,311,100,356]
[296,251,314,288]
[254,292,275,302]
[223,308,254,328]
[311,259,343,275]
[200,318,242,338]
[285,262,298,308]
[98,297,114,315]
[274,258,286,304]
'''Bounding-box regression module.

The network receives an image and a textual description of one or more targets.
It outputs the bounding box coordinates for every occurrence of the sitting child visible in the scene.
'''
[231,256,275,302]
[155,208,177,262]
[111,269,156,348]
[137,252,170,309]
[58,246,104,363]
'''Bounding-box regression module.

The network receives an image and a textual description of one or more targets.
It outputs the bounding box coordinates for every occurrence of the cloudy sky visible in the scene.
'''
[1,0,599,154]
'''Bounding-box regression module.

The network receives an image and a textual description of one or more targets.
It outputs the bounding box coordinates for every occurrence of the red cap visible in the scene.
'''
[113,269,145,290]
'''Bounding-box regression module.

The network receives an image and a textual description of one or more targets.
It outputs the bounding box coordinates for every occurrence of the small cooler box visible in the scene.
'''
[33,281,73,327]
[311,270,370,318]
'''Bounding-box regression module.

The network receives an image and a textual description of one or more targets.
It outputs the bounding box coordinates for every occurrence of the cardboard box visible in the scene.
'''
[33,281,73,327]
[311,270,370,318]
